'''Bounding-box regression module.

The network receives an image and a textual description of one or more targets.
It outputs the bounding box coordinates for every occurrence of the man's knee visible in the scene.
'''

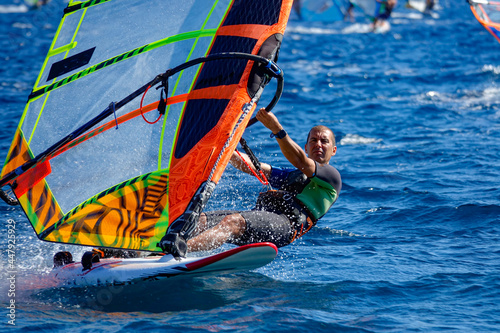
[220,214,246,237]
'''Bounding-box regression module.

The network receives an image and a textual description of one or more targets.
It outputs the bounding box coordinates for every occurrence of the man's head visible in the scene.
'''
[305,125,337,165]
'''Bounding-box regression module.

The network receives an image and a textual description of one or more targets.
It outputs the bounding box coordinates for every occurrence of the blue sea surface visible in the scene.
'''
[1,1,499,332]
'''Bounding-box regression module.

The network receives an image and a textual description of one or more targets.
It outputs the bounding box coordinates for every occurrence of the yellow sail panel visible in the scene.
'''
[17,181,63,236]
[40,172,169,250]
[2,129,32,178]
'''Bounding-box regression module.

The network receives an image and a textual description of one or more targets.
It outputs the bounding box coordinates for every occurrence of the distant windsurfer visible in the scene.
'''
[345,2,355,22]
[29,0,50,9]
[166,108,342,255]
[372,0,397,31]
[424,0,435,14]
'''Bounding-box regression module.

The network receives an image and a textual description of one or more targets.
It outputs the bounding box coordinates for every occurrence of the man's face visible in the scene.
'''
[305,128,336,165]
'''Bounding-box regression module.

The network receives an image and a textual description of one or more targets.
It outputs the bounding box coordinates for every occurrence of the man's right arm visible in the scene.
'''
[255,108,316,178]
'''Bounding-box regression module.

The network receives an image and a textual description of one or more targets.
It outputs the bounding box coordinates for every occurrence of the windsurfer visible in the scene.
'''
[185,108,342,253]
[372,0,397,30]
[425,0,435,12]
[345,2,355,22]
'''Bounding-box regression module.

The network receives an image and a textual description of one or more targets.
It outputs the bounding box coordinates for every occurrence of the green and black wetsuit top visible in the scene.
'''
[255,162,341,240]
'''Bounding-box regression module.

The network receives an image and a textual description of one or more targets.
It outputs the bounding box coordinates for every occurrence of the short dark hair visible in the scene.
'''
[307,125,335,146]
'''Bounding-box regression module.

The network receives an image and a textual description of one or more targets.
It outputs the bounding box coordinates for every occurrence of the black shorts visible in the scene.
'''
[203,210,292,248]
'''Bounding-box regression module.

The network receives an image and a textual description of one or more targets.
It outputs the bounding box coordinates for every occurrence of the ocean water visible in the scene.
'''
[1,1,499,332]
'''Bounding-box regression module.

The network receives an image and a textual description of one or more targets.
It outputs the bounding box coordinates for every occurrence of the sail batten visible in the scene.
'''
[29,29,220,102]
[2,0,293,252]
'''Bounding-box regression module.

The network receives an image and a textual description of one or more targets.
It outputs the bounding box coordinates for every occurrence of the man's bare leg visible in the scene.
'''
[191,213,208,238]
[187,213,246,252]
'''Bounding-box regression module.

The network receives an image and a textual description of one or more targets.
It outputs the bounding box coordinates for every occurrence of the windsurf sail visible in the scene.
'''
[291,0,351,21]
[349,0,380,21]
[1,0,293,252]
[469,0,500,44]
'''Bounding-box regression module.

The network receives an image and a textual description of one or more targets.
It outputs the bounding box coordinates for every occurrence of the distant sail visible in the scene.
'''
[469,0,500,44]
[291,0,396,23]
[292,0,352,22]
[1,0,293,251]
[350,0,377,20]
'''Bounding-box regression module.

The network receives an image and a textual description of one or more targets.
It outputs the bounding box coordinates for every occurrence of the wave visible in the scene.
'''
[0,5,29,14]
[482,65,500,75]
[286,25,339,35]
[340,133,382,145]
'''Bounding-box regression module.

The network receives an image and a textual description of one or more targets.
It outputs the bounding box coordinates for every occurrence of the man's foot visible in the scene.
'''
[158,233,187,260]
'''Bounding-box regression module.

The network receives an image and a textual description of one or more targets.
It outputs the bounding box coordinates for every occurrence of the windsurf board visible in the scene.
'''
[49,242,278,287]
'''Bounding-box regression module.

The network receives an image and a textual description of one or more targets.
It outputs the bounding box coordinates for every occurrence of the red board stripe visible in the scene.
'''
[185,242,277,271]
